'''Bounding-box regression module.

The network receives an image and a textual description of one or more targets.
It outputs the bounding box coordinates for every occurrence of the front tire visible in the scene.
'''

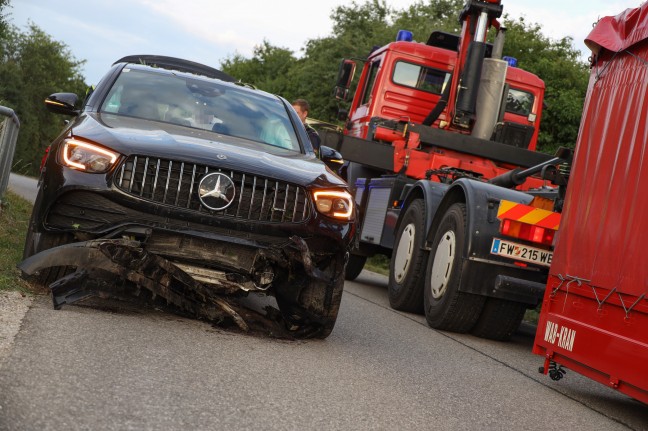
[277,275,344,340]
[388,199,426,313]
[345,254,367,280]
[23,229,76,288]
[22,206,43,260]
[424,203,485,332]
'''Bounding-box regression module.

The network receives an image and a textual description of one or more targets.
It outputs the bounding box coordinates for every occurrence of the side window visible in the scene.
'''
[392,61,451,95]
[360,60,381,106]
[506,88,534,116]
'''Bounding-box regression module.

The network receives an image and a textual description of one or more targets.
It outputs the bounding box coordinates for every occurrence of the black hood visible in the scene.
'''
[68,113,345,188]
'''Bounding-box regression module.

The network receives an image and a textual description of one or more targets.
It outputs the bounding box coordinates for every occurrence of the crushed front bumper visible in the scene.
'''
[19,235,345,333]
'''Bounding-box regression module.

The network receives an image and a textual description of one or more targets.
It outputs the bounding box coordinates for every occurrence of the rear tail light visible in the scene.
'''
[497,199,560,247]
[500,218,555,247]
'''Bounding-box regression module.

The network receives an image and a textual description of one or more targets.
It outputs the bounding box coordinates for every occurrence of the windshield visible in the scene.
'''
[100,68,301,151]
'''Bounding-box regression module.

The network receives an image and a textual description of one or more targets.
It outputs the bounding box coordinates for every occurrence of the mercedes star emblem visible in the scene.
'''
[198,172,236,211]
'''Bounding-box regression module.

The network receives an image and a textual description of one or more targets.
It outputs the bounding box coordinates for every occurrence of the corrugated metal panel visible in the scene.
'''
[551,44,648,298]
[360,187,391,244]
[534,9,648,404]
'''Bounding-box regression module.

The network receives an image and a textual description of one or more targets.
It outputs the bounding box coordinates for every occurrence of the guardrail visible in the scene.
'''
[0,105,21,209]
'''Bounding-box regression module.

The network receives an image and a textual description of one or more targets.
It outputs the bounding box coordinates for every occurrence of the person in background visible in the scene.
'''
[292,99,321,154]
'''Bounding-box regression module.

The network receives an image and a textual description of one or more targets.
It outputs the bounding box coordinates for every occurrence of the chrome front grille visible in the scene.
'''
[114,156,310,223]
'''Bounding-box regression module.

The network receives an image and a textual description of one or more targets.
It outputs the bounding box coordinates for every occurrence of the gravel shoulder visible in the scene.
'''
[1,174,37,366]
[0,291,33,366]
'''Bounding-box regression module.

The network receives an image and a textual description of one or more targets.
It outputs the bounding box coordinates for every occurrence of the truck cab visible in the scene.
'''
[342,31,545,151]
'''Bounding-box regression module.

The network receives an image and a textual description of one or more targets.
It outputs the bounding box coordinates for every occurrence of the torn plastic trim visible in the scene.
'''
[19,239,249,331]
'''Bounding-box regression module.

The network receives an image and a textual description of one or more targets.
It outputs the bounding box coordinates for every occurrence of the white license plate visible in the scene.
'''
[490,238,553,267]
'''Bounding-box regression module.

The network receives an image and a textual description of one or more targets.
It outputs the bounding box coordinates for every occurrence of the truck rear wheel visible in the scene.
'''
[424,203,485,332]
[471,298,527,341]
[345,254,367,280]
[388,199,426,313]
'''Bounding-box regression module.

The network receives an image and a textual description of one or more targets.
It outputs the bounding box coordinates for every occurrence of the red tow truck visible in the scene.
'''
[320,0,570,340]
[533,4,648,404]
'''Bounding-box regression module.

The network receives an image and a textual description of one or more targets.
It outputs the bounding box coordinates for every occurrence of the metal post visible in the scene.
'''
[0,106,21,208]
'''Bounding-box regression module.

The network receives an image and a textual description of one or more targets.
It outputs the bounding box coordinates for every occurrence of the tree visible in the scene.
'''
[220,0,466,121]
[392,0,464,39]
[221,40,297,96]
[0,22,86,176]
[500,16,589,153]
[0,0,10,41]
[304,0,465,120]
[298,0,395,120]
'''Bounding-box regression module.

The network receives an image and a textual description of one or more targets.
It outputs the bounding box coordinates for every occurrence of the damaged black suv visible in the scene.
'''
[20,55,355,339]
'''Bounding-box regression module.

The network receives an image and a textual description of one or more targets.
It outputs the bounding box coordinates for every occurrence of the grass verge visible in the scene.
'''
[365,254,389,276]
[0,191,32,294]
[523,306,541,324]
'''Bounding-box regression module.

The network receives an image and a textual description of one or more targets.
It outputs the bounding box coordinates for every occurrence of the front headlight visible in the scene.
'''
[59,138,119,173]
[313,190,354,220]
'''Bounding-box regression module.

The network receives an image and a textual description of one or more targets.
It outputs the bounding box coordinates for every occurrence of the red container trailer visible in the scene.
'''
[533,5,648,404]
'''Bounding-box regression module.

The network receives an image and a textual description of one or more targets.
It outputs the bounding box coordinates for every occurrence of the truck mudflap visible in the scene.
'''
[492,274,545,305]
[18,237,338,336]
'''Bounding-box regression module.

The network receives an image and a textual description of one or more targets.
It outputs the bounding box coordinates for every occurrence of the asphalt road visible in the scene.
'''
[6,173,37,204]
[2,174,647,430]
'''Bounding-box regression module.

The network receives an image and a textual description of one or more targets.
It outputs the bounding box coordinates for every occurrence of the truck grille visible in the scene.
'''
[114,156,310,223]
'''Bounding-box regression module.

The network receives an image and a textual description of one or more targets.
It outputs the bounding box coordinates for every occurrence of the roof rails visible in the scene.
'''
[113,55,236,82]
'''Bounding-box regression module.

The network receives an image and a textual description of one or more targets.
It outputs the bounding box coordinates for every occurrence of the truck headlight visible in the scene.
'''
[60,138,119,173]
[313,190,354,220]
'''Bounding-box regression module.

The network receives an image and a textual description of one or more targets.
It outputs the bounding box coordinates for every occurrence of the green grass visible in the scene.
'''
[523,306,541,324]
[365,254,390,276]
[0,191,33,294]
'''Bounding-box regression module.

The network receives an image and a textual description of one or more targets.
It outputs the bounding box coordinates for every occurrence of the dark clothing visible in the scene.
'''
[305,124,321,154]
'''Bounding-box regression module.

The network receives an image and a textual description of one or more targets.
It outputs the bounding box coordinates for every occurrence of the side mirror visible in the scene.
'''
[333,87,349,100]
[333,59,356,102]
[45,93,80,116]
[319,145,344,172]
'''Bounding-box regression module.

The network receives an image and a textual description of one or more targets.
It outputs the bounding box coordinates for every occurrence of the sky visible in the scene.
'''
[6,0,643,85]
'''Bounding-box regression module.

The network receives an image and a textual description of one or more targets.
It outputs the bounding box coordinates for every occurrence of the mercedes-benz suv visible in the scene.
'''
[20,55,355,339]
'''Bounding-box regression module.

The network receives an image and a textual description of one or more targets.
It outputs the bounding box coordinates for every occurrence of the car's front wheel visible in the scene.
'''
[345,253,367,280]
[22,227,76,288]
[277,274,344,339]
